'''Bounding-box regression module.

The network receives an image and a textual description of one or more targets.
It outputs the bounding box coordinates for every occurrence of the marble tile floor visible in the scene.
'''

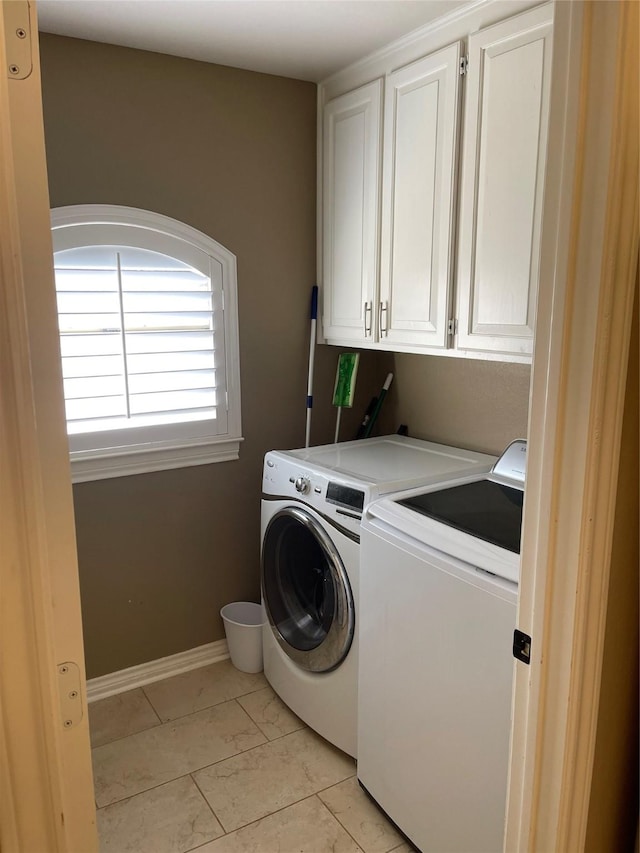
[90,660,411,853]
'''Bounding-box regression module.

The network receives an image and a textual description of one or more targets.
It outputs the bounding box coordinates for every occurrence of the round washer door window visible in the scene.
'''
[261,507,355,673]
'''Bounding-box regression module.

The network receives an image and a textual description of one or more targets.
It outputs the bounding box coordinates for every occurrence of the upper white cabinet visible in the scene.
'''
[322,80,382,343]
[319,2,554,363]
[322,43,461,350]
[455,4,553,357]
[380,42,462,350]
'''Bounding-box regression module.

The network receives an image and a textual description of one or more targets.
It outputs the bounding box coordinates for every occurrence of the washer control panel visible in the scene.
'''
[294,476,310,495]
[263,452,366,532]
[326,482,365,512]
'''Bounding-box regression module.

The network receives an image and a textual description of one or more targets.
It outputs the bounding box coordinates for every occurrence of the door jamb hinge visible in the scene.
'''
[3,0,33,80]
[57,662,83,730]
[447,318,458,336]
[459,55,469,77]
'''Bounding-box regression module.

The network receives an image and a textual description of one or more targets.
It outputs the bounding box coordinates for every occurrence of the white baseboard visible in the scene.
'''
[86,639,229,703]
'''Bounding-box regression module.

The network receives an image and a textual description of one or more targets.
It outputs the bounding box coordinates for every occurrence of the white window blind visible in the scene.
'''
[51,206,242,482]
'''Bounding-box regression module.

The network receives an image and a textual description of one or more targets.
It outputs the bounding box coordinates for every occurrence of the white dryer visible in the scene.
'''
[357,440,527,851]
[260,435,494,758]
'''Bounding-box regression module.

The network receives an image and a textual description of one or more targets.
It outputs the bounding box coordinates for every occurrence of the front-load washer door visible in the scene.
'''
[261,506,355,673]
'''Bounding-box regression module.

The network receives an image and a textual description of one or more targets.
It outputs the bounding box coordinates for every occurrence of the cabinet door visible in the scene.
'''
[455,4,553,357]
[379,42,462,350]
[322,80,382,344]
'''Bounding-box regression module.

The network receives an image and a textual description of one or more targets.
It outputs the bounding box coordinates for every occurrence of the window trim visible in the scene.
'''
[51,204,243,482]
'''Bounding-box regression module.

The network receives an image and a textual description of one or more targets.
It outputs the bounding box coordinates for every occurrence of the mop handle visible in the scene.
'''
[305,286,318,448]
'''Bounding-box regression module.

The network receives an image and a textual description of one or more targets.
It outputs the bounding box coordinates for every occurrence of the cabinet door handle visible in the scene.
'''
[364,301,372,336]
[379,301,388,336]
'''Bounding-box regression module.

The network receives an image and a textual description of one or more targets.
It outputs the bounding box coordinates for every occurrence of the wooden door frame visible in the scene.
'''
[0,1,636,850]
[0,2,98,850]
[506,0,638,849]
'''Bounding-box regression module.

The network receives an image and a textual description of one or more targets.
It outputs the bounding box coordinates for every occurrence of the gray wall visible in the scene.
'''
[40,33,530,679]
[39,34,389,677]
[378,355,530,456]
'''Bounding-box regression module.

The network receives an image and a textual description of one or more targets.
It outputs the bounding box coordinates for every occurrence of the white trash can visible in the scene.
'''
[220,601,264,673]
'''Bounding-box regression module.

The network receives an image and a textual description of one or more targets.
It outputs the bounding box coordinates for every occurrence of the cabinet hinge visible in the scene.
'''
[447,318,458,336]
[459,55,469,77]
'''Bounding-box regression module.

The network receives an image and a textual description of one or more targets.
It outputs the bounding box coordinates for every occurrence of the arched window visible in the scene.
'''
[51,205,242,481]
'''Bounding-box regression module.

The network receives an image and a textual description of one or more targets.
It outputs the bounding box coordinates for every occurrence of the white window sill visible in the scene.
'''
[70,436,243,483]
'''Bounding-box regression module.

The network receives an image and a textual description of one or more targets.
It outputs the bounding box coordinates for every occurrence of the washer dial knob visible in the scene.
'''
[294,476,310,494]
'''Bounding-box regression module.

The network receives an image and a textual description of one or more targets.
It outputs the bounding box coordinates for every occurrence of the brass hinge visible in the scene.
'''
[3,1,32,80]
[459,55,469,77]
[57,662,83,730]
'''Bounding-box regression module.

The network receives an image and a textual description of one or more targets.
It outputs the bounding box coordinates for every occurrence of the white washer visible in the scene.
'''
[260,435,494,758]
[357,440,527,852]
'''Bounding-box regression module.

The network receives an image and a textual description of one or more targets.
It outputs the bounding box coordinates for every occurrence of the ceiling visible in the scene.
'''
[37,0,470,82]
